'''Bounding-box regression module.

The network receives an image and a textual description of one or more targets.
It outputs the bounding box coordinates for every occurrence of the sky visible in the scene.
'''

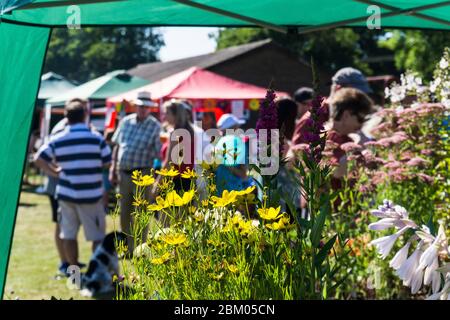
[158,27,220,62]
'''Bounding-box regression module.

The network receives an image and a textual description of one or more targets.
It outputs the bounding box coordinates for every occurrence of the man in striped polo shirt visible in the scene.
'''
[35,101,112,267]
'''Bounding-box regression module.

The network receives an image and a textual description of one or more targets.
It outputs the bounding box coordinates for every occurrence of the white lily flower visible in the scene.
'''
[410,267,424,294]
[426,277,449,300]
[369,218,397,231]
[371,227,408,259]
[393,205,408,219]
[370,209,389,218]
[390,242,411,270]
[397,242,423,286]
[419,243,438,270]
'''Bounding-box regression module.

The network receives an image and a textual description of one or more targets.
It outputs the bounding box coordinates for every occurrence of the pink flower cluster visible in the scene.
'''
[298,95,328,163]
[256,88,278,140]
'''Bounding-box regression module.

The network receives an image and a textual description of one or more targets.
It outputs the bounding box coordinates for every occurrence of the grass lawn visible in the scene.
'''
[4,187,117,300]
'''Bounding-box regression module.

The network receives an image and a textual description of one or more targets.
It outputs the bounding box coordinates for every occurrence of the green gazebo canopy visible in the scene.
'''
[0,0,449,298]
[46,70,149,106]
[38,72,76,101]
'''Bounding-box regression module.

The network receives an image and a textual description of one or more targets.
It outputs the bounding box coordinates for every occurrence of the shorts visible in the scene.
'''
[58,199,106,242]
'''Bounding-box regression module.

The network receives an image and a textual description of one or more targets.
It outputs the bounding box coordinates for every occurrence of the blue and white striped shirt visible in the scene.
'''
[36,123,112,203]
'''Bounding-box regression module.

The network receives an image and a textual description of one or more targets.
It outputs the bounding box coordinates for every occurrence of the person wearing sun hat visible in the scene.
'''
[217,113,245,132]
[330,67,373,96]
[291,67,373,146]
[110,90,161,256]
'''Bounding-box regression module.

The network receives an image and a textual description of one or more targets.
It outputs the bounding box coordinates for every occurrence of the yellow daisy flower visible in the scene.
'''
[227,264,239,274]
[181,189,195,205]
[265,214,292,230]
[231,214,243,225]
[211,190,237,207]
[235,185,256,196]
[257,206,283,221]
[147,196,167,211]
[131,170,141,181]
[160,233,187,246]
[155,167,180,177]
[180,168,197,179]
[133,174,155,187]
[151,252,172,265]
[265,220,286,230]
[164,190,184,207]
[201,199,209,207]
[238,220,255,235]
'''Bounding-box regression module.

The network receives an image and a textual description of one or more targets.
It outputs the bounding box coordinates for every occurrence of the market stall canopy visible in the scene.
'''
[46,70,149,106]
[2,1,449,31]
[38,72,76,100]
[108,67,288,103]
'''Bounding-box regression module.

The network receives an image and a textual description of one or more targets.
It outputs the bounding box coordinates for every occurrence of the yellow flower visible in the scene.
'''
[227,264,239,274]
[235,185,256,196]
[181,168,197,179]
[181,189,195,205]
[131,170,141,180]
[221,223,233,233]
[132,174,155,187]
[238,220,255,235]
[160,233,187,246]
[231,214,243,225]
[201,200,209,207]
[265,214,292,231]
[188,206,196,214]
[147,196,167,211]
[265,220,286,230]
[151,252,172,265]
[211,190,238,207]
[164,190,194,207]
[209,184,217,193]
[257,206,283,221]
[165,190,184,207]
[156,167,179,177]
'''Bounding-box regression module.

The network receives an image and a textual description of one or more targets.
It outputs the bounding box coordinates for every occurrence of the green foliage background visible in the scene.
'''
[44,27,164,83]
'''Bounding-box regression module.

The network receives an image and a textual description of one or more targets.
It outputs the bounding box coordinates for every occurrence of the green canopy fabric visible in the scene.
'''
[1,0,449,30]
[46,70,149,106]
[0,0,449,298]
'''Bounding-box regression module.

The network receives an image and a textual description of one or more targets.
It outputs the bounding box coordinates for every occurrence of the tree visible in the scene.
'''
[213,27,397,76]
[44,27,164,83]
[378,30,450,79]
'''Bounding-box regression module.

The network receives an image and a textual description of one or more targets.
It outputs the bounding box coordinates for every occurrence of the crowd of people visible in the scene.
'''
[32,66,377,275]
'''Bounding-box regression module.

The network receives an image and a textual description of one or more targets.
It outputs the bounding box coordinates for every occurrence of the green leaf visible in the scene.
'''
[314,234,338,267]
[310,200,330,247]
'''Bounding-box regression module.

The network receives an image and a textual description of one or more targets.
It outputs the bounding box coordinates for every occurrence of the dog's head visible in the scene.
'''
[102,231,127,255]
